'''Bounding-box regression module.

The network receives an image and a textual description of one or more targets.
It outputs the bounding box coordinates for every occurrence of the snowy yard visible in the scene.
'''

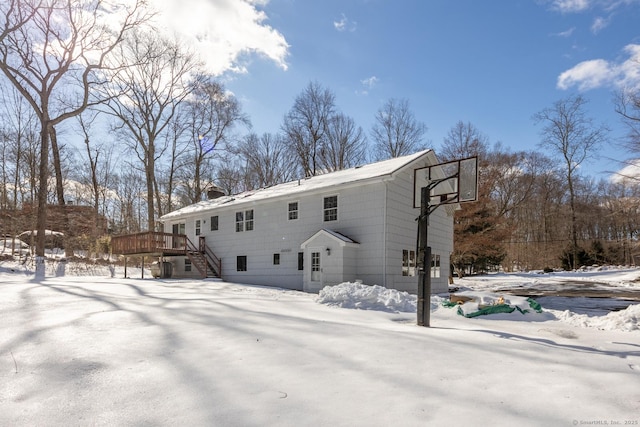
[1,262,639,426]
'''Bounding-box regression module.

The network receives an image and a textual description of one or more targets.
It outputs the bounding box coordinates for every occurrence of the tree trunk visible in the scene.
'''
[36,124,50,258]
[146,147,155,231]
[50,127,74,257]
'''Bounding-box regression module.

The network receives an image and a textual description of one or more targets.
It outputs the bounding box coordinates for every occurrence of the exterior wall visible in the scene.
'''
[383,157,454,294]
[163,153,455,295]
[300,231,360,292]
[168,257,201,279]
[166,180,387,291]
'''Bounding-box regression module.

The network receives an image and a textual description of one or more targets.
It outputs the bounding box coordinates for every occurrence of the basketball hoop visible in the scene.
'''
[414,156,478,327]
[413,156,478,209]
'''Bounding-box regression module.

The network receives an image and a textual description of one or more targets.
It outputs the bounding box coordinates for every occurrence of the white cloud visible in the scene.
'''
[557,59,613,90]
[554,27,576,37]
[356,76,378,96]
[361,76,378,88]
[548,0,640,13]
[334,14,348,31]
[557,44,640,90]
[147,0,289,75]
[590,15,610,33]
[549,0,591,12]
[333,13,357,32]
[611,159,640,183]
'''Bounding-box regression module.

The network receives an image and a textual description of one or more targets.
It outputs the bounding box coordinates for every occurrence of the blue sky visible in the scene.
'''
[154,0,640,178]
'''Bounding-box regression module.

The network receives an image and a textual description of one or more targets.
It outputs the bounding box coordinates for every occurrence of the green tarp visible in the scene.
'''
[445,297,543,318]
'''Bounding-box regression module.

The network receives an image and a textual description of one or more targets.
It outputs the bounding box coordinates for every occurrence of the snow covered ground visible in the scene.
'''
[1,261,639,426]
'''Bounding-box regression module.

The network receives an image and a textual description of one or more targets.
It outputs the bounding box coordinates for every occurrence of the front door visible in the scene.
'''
[309,249,323,290]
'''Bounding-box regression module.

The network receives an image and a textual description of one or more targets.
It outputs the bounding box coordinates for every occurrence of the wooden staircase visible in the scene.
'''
[111,231,222,280]
[185,237,221,279]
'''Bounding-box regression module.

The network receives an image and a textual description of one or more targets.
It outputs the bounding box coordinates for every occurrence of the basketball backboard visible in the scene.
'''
[413,156,478,208]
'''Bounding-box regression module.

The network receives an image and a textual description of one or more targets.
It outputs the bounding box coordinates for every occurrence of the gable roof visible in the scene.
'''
[160,149,434,221]
[300,229,360,248]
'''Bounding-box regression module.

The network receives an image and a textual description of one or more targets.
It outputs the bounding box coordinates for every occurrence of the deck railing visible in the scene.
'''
[111,231,187,256]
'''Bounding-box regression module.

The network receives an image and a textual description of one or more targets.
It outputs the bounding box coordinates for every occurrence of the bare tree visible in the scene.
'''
[0,84,39,209]
[615,87,640,154]
[235,132,297,188]
[160,113,189,213]
[533,94,609,269]
[180,77,249,203]
[101,30,201,230]
[75,110,116,232]
[439,121,489,162]
[111,165,146,234]
[320,113,368,172]
[282,81,336,177]
[371,98,427,160]
[0,0,148,257]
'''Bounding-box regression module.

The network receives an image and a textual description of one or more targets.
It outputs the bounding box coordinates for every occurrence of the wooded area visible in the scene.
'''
[1,0,640,273]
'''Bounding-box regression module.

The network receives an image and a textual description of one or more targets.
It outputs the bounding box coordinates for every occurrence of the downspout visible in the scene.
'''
[382,180,388,287]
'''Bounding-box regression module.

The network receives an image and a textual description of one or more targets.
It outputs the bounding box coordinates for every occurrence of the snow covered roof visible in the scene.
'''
[17,229,64,237]
[160,150,434,221]
[300,229,360,248]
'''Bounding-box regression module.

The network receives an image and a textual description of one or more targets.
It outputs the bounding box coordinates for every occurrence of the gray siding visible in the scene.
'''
[163,151,454,295]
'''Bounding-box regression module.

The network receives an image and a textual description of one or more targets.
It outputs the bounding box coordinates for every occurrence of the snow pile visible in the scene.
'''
[316,282,418,312]
[550,304,640,332]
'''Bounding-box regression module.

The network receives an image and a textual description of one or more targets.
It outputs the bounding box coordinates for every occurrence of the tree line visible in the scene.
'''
[1,0,639,272]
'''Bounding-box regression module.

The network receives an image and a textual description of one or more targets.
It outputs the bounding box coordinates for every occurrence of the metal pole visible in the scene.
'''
[417,186,432,327]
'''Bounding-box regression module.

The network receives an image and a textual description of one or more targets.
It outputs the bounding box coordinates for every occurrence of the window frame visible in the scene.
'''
[172,223,186,235]
[235,211,244,232]
[235,209,254,232]
[323,195,338,222]
[237,255,247,272]
[273,253,280,265]
[431,253,441,278]
[402,249,417,277]
[245,209,254,231]
[210,215,219,231]
[195,219,201,236]
[288,201,299,220]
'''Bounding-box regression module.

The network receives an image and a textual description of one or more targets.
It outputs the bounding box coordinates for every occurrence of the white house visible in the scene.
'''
[159,149,456,294]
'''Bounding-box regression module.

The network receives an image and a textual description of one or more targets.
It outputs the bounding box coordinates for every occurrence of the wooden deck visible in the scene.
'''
[111,231,188,256]
[111,231,221,279]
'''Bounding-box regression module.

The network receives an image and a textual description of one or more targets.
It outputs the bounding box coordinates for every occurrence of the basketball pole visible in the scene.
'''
[417,186,431,327]
[414,156,478,327]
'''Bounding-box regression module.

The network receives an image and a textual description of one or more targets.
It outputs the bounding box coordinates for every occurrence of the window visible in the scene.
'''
[402,249,416,277]
[323,196,338,222]
[431,254,441,278]
[273,253,280,265]
[245,209,254,231]
[185,259,192,272]
[236,210,254,232]
[298,252,304,270]
[237,255,247,272]
[235,211,244,232]
[172,223,186,248]
[195,220,201,236]
[288,202,298,220]
[210,215,218,231]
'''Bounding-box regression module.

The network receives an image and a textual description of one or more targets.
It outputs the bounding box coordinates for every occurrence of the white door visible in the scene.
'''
[310,249,322,288]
